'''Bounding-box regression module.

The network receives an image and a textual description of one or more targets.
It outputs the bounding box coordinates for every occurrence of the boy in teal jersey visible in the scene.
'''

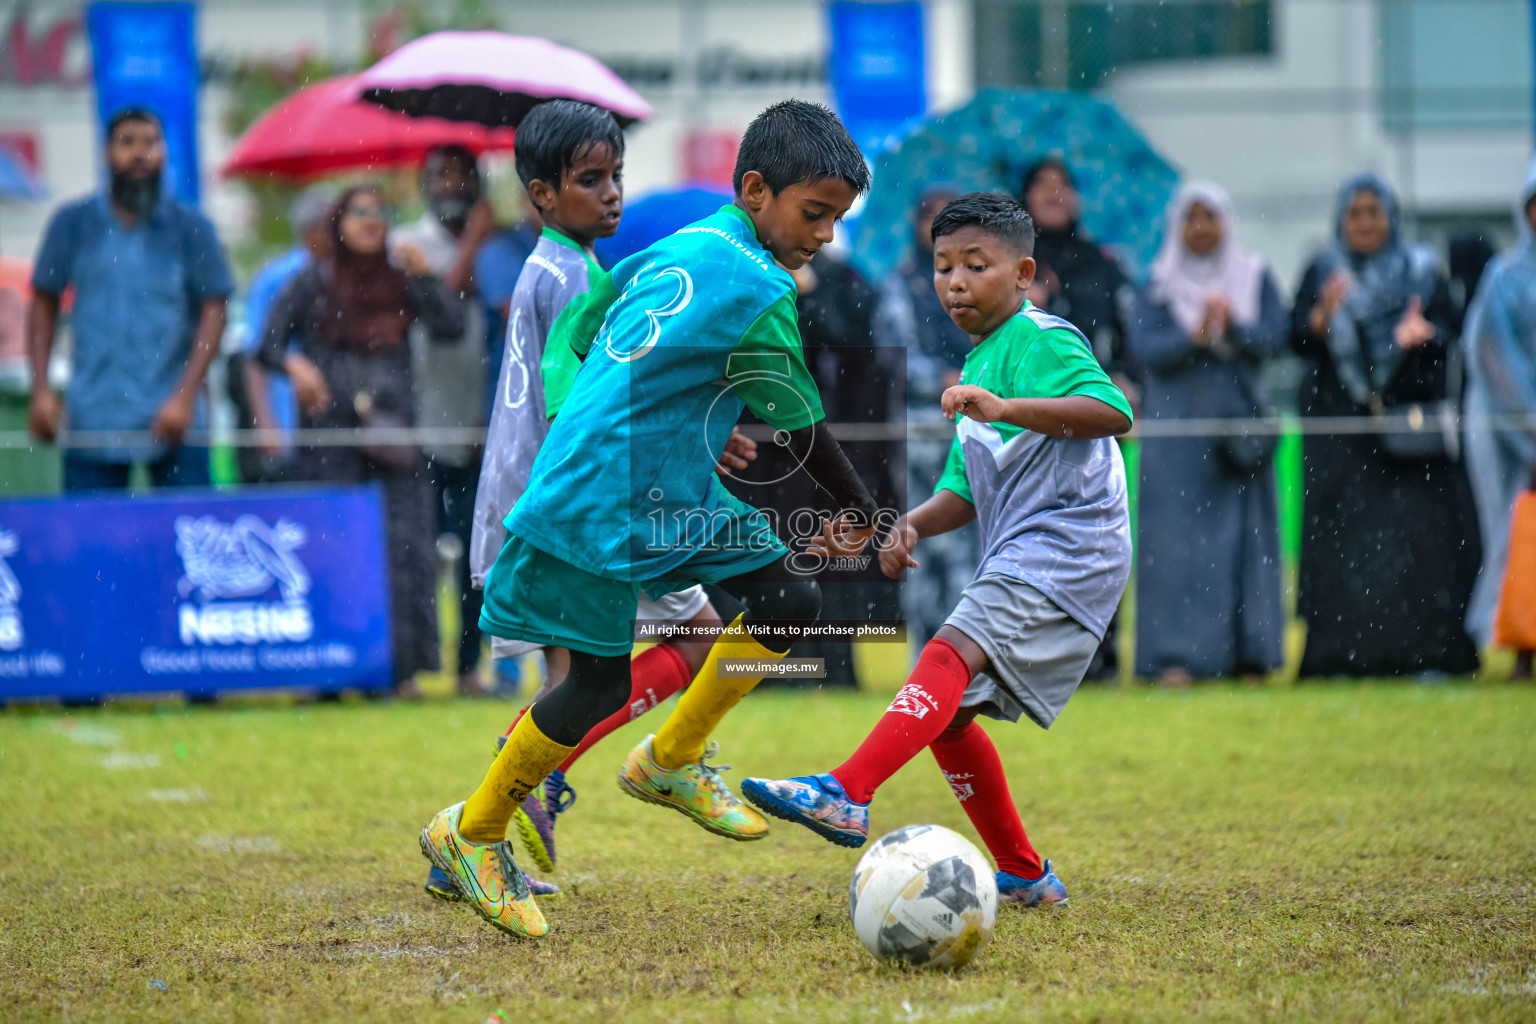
[744,193,1134,918]
[420,100,882,939]
[424,102,744,902]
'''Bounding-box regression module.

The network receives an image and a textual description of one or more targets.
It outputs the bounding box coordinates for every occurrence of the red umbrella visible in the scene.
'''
[220,73,517,181]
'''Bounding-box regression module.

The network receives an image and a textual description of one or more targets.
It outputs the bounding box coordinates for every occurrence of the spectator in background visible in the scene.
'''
[1021,157,1133,380]
[0,255,29,364]
[876,184,978,653]
[234,184,334,482]
[257,185,464,697]
[1463,159,1536,676]
[391,145,495,696]
[1291,172,1481,678]
[1021,156,1135,680]
[474,202,541,416]
[27,107,231,489]
[1127,182,1287,685]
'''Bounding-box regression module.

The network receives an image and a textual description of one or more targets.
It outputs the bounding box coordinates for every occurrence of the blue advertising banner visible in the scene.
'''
[828,0,928,155]
[87,1,201,204]
[0,486,392,701]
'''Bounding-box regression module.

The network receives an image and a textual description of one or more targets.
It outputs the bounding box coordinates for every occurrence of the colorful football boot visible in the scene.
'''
[424,863,561,900]
[996,861,1068,908]
[617,735,768,841]
[511,783,557,873]
[740,772,869,848]
[418,802,547,937]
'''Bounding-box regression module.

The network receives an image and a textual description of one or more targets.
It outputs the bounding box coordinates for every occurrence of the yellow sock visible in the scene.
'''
[651,613,786,770]
[459,712,575,844]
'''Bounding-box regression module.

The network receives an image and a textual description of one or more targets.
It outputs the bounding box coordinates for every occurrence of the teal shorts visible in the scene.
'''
[479,530,785,657]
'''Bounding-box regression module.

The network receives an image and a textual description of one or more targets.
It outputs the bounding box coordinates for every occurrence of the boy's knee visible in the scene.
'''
[757,579,821,624]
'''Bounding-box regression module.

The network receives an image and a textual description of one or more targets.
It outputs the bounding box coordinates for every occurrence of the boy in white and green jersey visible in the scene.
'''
[421,100,882,939]
[744,193,1134,927]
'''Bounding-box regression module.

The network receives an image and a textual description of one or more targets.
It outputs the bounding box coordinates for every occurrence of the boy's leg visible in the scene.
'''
[928,707,1067,907]
[549,587,722,770]
[421,649,631,937]
[470,596,721,878]
[649,556,821,768]
[618,556,819,839]
[740,625,984,846]
[460,650,633,841]
[928,708,1042,879]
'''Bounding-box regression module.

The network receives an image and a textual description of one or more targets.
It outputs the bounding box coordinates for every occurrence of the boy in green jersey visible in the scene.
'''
[744,193,1134,919]
[420,100,882,939]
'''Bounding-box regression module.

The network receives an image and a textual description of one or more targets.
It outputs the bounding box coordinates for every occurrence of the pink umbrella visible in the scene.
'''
[221,74,517,182]
[353,31,653,129]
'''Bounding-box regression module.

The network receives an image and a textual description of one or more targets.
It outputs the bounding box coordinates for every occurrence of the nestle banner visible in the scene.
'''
[0,486,392,701]
[87,1,201,204]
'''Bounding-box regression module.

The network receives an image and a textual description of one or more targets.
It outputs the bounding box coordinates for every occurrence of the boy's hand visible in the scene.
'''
[804,513,876,559]
[878,517,919,579]
[942,385,1005,423]
[715,427,758,476]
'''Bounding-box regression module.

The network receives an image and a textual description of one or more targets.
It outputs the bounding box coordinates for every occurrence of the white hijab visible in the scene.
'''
[1148,180,1265,338]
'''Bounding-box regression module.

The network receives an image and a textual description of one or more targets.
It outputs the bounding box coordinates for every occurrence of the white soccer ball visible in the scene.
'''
[847,823,998,969]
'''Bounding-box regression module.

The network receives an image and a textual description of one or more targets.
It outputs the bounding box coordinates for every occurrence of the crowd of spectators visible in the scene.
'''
[22,106,1531,687]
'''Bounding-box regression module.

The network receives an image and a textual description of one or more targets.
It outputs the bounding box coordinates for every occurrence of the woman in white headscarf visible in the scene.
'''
[1127,181,1288,684]
[1463,158,1536,674]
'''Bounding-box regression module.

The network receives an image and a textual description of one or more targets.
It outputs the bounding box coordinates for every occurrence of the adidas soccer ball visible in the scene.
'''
[847,824,998,969]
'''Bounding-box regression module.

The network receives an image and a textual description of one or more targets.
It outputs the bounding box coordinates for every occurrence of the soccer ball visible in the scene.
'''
[847,824,998,969]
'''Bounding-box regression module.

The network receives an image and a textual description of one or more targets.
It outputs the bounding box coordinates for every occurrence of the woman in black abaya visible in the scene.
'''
[1291,173,1480,677]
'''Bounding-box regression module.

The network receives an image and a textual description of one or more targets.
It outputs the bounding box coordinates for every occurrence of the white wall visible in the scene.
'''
[1103,0,1533,289]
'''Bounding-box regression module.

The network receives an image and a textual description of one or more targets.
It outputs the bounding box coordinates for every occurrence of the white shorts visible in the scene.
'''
[489,584,712,660]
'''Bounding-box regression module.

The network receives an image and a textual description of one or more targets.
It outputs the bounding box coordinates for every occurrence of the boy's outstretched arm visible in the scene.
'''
[786,424,881,558]
[942,385,1132,439]
[879,488,976,579]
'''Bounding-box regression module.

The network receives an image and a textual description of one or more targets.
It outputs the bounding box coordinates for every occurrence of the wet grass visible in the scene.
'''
[1,682,1532,1023]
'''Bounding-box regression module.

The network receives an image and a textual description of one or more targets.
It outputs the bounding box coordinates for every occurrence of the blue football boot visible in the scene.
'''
[740,773,869,848]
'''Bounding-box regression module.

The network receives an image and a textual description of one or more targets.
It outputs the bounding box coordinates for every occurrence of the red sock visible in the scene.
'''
[831,638,972,804]
[929,720,1043,879]
[556,643,692,772]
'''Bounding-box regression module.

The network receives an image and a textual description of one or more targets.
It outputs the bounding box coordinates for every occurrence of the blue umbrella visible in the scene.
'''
[0,145,45,201]
[851,88,1179,283]
[596,183,732,266]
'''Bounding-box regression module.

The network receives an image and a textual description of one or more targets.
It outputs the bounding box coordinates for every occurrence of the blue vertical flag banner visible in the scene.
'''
[828,0,929,156]
[0,486,394,701]
[87,1,201,204]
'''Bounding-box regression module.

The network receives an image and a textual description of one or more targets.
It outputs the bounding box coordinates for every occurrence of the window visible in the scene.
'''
[975,0,1273,90]
[1380,0,1532,132]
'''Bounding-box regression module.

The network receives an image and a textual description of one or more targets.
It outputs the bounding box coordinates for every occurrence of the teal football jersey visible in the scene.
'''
[506,204,824,581]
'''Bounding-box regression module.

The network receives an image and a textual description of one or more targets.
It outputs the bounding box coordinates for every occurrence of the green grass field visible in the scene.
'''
[1,683,1532,1023]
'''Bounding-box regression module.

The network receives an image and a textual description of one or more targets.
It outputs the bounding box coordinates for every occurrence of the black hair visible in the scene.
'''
[106,106,162,141]
[513,100,624,199]
[1021,156,1075,198]
[732,100,870,197]
[930,192,1037,257]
